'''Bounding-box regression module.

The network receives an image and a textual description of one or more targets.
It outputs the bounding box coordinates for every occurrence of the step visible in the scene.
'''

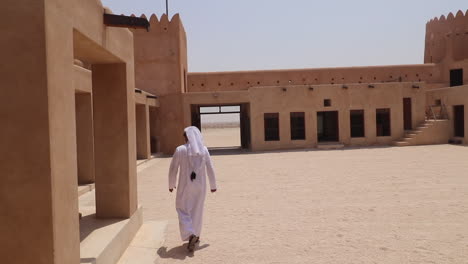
[80,202,143,264]
[78,183,95,197]
[117,221,168,264]
[394,141,410,146]
[317,142,345,150]
[449,138,464,145]
[416,125,431,129]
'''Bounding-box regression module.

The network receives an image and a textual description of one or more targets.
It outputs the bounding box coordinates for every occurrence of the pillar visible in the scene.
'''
[92,63,138,218]
[0,0,79,263]
[136,104,151,159]
[75,93,95,184]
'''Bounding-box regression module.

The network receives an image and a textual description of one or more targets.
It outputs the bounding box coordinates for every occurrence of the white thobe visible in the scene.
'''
[168,144,217,241]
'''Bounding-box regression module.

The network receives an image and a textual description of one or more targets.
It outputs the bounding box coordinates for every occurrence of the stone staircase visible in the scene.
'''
[394,120,451,147]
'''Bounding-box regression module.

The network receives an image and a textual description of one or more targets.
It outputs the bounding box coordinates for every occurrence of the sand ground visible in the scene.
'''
[201,127,241,148]
[138,144,468,264]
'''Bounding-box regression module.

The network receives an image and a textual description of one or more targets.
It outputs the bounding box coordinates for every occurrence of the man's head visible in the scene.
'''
[184,126,205,156]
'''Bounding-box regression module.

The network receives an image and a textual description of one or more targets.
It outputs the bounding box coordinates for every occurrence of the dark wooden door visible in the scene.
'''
[454,105,465,137]
[191,105,201,130]
[318,111,339,142]
[403,98,412,130]
[450,69,463,87]
[240,104,251,149]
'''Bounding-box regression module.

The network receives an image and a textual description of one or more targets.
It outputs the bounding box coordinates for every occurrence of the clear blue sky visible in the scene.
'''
[102,0,467,72]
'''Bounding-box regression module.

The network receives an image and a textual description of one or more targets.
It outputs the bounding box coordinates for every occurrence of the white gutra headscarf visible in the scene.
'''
[184,126,207,171]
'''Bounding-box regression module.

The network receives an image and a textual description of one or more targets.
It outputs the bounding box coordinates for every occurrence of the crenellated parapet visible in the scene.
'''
[425,10,468,63]
[127,13,186,36]
[129,13,188,97]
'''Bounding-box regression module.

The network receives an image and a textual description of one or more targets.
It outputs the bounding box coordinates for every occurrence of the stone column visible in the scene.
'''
[0,0,80,263]
[136,104,151,159]
[75,93,95,184]
[92,63,138,218]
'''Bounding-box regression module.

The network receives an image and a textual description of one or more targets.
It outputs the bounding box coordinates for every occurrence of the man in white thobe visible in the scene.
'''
[168,126,217,252]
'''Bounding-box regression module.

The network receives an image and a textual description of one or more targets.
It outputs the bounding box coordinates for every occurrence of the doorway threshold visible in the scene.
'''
[317,142,345,150]
[208,146,244,155]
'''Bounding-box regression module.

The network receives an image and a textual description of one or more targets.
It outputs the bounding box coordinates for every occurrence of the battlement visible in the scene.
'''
[131,13,188,96]
[127,13,185,34]
[424,10,468,63]
[426,10,468,30]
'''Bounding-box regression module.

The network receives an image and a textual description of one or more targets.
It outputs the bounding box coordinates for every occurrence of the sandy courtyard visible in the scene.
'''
[137,145,468,264]
[201,127,241,148]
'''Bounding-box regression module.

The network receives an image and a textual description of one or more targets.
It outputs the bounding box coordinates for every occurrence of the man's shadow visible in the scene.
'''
[157,243,210,260]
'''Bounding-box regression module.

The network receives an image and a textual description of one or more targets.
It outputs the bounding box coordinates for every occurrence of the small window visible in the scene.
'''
[264,113,280,141]
[350,110,365,138]
[376,108,391,137]
[450,69,464,87]
[324,99,331,107]
[290,112,306,140]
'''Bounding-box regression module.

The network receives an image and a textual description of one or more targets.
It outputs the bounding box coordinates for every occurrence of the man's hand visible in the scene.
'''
[211,189,217,193]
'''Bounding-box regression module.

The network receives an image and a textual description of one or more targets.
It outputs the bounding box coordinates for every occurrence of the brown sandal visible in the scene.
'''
[187,235,199,252]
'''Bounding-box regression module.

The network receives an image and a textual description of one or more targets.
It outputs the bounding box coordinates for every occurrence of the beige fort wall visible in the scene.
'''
[181,82,426,151]
[130,10,468,154]
[1,0,138,263]
[426,84,468,144]
[249,83,426,151]
[187,64,440,93]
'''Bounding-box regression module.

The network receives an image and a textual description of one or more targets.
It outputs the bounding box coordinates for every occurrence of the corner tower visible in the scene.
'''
[425,10,468,64]
[131,14,188,154]
[132,13,188,96]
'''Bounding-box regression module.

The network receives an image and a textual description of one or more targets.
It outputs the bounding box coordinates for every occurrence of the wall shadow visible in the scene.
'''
[79,213,123,242]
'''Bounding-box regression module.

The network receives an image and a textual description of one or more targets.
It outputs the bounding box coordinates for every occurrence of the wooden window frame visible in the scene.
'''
[350,110,365,138]
[290,112,306,140]
[264,113,280,141]
[376,108,391,137]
